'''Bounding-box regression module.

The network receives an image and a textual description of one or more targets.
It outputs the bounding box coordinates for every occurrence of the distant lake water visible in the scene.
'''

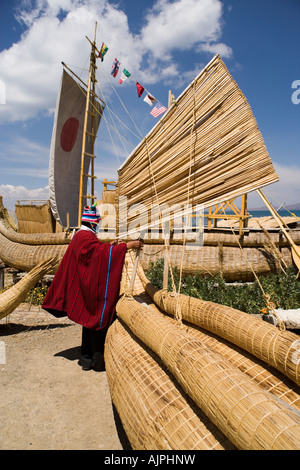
[248,210,300,219]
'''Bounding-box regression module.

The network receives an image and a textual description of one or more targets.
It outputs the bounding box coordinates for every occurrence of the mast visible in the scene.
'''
[78,22,98,227]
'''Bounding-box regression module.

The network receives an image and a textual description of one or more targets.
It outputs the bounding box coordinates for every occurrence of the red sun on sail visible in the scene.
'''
[60,117,79,152]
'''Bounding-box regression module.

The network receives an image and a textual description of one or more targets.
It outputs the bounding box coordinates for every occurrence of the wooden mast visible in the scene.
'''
[78,22,98,227]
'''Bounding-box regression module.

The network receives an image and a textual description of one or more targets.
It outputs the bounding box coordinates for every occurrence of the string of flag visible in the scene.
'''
[98,42,167,118]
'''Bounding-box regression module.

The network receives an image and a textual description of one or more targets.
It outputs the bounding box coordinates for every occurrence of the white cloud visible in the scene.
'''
[141,0,223,57]
[0,136,49,163]
[0,184,50,211]
[0,0,230,123]
[199,42,233,58]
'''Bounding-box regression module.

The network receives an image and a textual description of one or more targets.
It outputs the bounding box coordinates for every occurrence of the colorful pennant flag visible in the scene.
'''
[150,102,167,118]
[111,58,120,77]
[143,94,156,106]
[119,68,131,84]
[136,82,145,98]
[99,42,108,61]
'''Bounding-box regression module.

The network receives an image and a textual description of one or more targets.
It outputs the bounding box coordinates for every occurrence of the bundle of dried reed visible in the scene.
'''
[184,322,300,410]
[131,282,300,410]
[140,244,293,281]
[0,257,56,319]
[143,283,300,387]
[117,55,278,238]
[134,264,300,410]
[105,319,235,450]
[116,295,300,450]
[15,202,54,234]
[0,232,64,273]
[0,220,71,246]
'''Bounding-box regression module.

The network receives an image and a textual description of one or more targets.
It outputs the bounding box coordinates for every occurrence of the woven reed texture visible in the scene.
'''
[101,190,117,204]
[201,229,300,248]
[184,322,300,410]
[0,220,71,246]
[219,216,299,229]
[105,319,236,450]
[117,55,278,237]
[15,202,55,234]
[144,283,300,387]
[140,244,293,281]
[116,295,300,450]
[0,232,65,273]
[0,257,56,319]
[134,287,300,411]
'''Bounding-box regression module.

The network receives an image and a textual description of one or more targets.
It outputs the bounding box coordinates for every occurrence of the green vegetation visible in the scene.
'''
[25,286,48,306]
[146,259,300,315]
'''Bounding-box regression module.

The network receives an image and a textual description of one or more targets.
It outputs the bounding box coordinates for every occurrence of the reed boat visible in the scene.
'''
[1,24,300,450]
[104,251,300,450]
[1,195,300,282]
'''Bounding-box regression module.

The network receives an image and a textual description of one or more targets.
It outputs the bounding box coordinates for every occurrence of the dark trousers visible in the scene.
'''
[81,326,107,358]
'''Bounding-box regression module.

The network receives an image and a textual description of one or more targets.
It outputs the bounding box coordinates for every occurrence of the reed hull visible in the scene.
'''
[105,319,236,450]
[1,196,300,280]
[0,227,298,281]
[140,243,294,281]
[109,288,300,450]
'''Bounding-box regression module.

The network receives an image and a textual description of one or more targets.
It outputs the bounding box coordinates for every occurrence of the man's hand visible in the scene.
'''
[126,240,144,250]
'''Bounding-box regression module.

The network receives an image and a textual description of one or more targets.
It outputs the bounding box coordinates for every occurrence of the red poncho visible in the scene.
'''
[42,229,127,330]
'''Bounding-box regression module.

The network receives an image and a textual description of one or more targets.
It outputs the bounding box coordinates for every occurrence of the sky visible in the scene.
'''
[0,0,299,213]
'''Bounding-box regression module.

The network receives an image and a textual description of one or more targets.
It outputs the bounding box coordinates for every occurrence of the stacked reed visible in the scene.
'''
[0,257,56,319]
[15,201,54,234]
[139,243,293,281]
[0,231,64,273]
[111,294,300,450]
[144,283,300,387]
[104,256,300,450]
[117,55,278,237]
[105,319,236,450]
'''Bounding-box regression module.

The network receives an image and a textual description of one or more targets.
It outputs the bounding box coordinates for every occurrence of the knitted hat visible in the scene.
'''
[81,204,101,226]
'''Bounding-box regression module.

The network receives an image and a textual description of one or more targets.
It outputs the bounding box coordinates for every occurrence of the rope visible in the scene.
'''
[175,80,197,323]
[219,206,286,331]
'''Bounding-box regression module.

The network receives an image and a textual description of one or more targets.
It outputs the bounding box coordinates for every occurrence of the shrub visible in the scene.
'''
[146,259,300,315]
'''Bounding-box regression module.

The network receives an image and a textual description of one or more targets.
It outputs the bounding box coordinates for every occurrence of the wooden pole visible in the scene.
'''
[257,189,300,271]
[78,22,98,227]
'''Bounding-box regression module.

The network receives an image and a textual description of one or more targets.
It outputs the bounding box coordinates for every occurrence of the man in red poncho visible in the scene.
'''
[42,204,143,371]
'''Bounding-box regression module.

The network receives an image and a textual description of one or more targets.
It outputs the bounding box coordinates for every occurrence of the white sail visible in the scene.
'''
[49,70,103,228]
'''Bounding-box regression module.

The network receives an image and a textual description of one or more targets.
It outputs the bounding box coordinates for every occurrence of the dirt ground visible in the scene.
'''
[0,304,131,450]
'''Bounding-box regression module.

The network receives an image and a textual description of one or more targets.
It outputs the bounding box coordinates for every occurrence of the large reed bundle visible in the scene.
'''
[105,319,235,450]
[0,257,56,319]
[184,322,300,410]
[143,282,300,387]
[116,295,300,450]
[15,202,54,234]
[133,286,300,411]
[0,220,71,246]
[140,244,293,281]
[0,232,65,273]
[185,229,300,248]
[117,55,278,236]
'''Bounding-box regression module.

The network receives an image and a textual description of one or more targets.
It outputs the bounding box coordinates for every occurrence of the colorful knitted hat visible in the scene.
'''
[81,204,101,226]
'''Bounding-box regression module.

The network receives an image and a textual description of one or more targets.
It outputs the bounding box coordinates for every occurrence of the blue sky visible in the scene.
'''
[0,0,299,211]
